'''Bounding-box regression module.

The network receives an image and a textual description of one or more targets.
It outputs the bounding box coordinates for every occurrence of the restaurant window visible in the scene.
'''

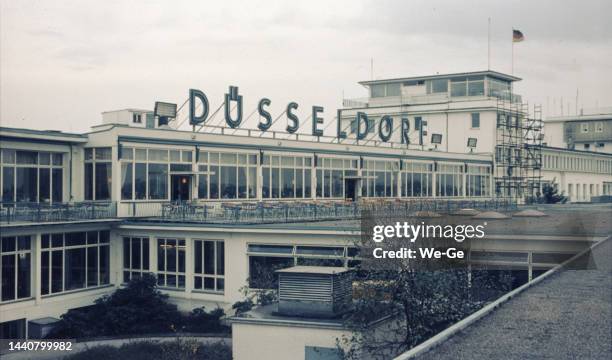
[436,163,464,197]
[120,147,193,201]
[262,154,312,199]
[193,240,225,293]
[315,157,358,198]
[84,148,112,201]
[401,161,433,197]
[198,151,257,200]
[1,236,31,302]
[466,165,491,197]
[363,159,399,197]
[123,237,150,282]
[1,149,63,203]
[157,238,185,289]
[40,230,110,295]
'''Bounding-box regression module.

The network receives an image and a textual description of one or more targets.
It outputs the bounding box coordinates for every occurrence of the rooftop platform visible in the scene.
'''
[410,237,612,360]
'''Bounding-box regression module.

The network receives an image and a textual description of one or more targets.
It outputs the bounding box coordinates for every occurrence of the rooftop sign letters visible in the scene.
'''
[188,87,415,144]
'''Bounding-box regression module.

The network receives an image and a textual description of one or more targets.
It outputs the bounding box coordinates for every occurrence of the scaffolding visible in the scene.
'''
[494,99,543,204]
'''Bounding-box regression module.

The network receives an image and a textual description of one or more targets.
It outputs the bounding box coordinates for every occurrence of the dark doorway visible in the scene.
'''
[345,179,357,201]
[171,175,191,201]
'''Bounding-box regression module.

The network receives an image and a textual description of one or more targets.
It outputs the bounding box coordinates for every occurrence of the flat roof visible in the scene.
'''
[0,126,88,143]
[545,113,612,122]
[359,70,521,86]
[541,145,612,157]
[101,108,152,114]
[276,266,352,275]
[414,237,612,360]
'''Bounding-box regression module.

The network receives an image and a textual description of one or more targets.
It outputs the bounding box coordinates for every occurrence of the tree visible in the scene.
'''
[339,204,513,359]
[538,180,568,204]
[49,274,182,338]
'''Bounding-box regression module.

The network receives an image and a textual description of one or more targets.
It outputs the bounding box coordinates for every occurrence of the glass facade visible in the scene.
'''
[263,154,311,199]
[41,230,110,295]
[193,240,225,293]
[316,157,358,198]
[401,161,433,197]
[1,236,31,302]
[450,76,485,97]
[84,148,112,201]
[363,159,399,197]
[198,151,258,200]
[157,238,186,288]
[121,147,193,201]
[1,149,63,203]
[436,163,464,197]
[247,244,359,288]
[123,236,150,282]
[467,165,491,197]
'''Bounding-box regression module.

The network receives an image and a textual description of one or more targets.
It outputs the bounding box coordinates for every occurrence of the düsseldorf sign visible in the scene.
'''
[189,86,414,144]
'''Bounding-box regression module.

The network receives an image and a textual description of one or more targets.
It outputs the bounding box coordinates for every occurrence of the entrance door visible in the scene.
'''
[171,175,191,201]
[345,179,357,201]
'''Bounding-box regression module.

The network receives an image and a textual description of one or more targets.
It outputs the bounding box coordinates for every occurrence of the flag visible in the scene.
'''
[513,29,525,42]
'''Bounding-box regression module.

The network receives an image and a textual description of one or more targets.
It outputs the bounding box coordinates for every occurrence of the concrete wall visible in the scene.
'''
[232,322,348,360]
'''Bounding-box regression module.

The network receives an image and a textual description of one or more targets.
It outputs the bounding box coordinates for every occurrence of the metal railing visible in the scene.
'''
[146,198,516,225]
[1,202,117,224]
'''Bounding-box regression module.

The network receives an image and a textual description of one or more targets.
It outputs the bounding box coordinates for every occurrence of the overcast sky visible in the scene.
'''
[1,0,611,134]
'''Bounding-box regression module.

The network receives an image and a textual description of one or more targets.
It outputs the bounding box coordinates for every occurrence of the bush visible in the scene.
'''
[183,307,226,333]
[231,299,253,316]
[63,340,232,360]
[49,274,227,338]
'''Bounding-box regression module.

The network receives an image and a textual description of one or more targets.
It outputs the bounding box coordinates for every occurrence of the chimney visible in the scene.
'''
[276,266,354,318]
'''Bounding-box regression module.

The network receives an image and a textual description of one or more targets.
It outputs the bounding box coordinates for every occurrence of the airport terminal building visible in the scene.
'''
[1,70,611,339]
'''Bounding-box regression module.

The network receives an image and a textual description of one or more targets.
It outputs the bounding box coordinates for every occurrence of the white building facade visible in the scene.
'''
[1,71,611,340]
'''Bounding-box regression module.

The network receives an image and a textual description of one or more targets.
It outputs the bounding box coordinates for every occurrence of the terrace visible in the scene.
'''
[0,202,117,225]
[132,198,516,225]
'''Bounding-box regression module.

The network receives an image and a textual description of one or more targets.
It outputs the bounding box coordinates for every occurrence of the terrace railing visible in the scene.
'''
[1,202,117,224]
[147,198,516,225]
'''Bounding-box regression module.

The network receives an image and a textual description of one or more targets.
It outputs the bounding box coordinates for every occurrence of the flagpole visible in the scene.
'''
[511,28,514,76]
[487,17,491,70]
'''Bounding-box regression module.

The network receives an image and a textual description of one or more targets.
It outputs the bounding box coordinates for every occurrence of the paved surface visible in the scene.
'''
[416,237,612,360]
[2,336,230,360]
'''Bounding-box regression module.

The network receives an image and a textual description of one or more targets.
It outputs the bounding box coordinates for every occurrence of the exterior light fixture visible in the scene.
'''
[431,133,442,144]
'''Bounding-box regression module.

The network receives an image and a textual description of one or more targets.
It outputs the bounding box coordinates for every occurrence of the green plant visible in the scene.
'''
[49,274,227,338]
[538,181,568,204]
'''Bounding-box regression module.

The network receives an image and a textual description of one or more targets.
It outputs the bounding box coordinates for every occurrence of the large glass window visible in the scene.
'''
[1,149,63,203]
[247,244,359,289]
[120,147,192,201]
[315,157,358,198]
[401,161,433,197]
[263,155,312,199]
[193,240,224,293]
[467,165,491,197]
[123,236,150,282]
[84,148,112,201]
[363,159,399,197]
[487,77,511,100]
[1,236,31,302]
[427,79,448,94]
[198,151,257,200]
[40,230,110,295]
[157,238,185,289]
[436,163,464,197]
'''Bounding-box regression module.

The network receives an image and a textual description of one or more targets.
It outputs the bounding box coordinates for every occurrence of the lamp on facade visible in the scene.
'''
[431,133,443,150]
[467,137,478,152]
[154,101,177,127]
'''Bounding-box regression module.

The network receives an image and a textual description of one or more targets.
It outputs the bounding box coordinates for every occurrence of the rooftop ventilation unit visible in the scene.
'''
[276,266,353,318]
